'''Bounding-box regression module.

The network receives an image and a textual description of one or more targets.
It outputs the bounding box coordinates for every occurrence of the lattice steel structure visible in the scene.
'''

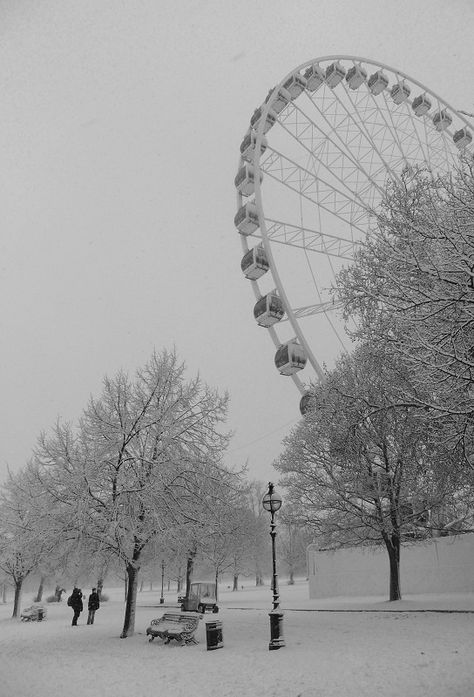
[235,56,473,395]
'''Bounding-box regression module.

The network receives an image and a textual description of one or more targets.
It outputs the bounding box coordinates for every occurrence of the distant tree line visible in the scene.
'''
[0,349,308,634]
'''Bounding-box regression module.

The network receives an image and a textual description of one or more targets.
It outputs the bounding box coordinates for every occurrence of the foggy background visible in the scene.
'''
[2,0,474,485]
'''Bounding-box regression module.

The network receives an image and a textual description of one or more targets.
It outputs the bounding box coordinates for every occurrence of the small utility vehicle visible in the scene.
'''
[181,582,218,613]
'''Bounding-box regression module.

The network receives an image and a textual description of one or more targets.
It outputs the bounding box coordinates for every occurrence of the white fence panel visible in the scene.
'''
[307,533,474,598]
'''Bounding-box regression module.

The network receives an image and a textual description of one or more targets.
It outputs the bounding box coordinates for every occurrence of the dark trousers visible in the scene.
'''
[72,609,81,625]
[87,609,96,625]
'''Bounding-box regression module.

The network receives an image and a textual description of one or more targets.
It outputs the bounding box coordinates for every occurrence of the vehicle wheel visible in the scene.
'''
[212,606,219,613]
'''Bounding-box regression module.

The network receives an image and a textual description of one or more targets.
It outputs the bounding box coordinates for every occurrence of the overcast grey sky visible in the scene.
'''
[1,0,474,486]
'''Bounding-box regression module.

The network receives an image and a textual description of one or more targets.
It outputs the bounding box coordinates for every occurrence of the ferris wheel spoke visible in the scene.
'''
[279,300,344,321]
[301,80,402,188]
[277,100,387,204]
[260,148,370,231]
[324,85,406,187]
[377,89,424,169]
[388,97,433,168]
[350,88,413,168]
[263,218,359,259]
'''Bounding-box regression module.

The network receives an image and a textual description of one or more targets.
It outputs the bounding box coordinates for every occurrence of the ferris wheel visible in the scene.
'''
[234,55,474,411]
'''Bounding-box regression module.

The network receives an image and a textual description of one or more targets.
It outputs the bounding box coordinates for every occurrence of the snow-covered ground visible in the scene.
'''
[1,581,473,697]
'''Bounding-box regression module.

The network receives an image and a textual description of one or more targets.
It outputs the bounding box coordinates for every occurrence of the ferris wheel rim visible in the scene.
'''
[258,55,474,132]
[238,55,472,394]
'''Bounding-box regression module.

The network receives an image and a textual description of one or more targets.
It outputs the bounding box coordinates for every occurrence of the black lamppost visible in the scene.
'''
[160,560,165,604]
[262,481,285,650]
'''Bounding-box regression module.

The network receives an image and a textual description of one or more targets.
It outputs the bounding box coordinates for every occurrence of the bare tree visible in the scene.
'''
[201,490,255,594]
[0,470,60,617]
[274,344,466,600]
[277,517,312,584]
[246,480,270,586]
[338,162,474,462]
[33,348,230,637]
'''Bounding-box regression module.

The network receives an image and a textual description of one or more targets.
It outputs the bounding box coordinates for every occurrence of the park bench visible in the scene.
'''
[20,604,47,621]
[146,611,203,646]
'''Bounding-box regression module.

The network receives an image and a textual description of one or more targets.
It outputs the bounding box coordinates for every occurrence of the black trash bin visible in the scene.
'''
[205,620,223,650]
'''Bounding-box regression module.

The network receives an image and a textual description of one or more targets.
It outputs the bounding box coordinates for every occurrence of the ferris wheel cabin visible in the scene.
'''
[325,61,346,88]
[240,245,269,280]
[412,94,431,116]
[368,70,388,96]
[240,131,268,162]
[303,64,325,92]
[250,106,277,134]
[282,73,307,99]
[346,65,367,90]
[234,202,259,235]
[274,340,307,376]
[265,85,292,114]
[235,163,263,197]
[432,109,452,131]
[453,128,473,149]
[391,81,411,104]
[253,292,285,328]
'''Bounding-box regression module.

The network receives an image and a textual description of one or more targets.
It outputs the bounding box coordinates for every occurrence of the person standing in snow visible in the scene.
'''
[87,588,100,625]
[67,587,83,626]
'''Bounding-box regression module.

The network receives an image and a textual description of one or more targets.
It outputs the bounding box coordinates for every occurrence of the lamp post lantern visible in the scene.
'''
[262,481,285,650]
[160,560,165,605]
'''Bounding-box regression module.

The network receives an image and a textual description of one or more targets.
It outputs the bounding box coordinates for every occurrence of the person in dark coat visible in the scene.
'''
[87,588,100,625]
[68,587,83,626]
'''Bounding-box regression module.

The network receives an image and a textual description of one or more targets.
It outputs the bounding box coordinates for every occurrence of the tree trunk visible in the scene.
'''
[97,578,103,600]
[176,564,183,593]
[120,564,139,638]
[288,569,295,585]
[139,579,144,592]
[12,577,23,618]
[232,574,238,591]
[34,576,45,602]
[185,547,196,599]
[215,570,219,601]
[2,584,7,603]
[384,534,401,601]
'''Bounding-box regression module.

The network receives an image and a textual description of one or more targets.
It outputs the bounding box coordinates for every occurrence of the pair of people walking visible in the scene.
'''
[67,587,100,626]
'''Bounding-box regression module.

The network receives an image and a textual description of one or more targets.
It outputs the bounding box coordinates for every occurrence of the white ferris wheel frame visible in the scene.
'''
[237,55,474,395]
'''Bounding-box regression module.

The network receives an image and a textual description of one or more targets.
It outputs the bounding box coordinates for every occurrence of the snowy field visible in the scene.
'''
[1,581,474,697]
